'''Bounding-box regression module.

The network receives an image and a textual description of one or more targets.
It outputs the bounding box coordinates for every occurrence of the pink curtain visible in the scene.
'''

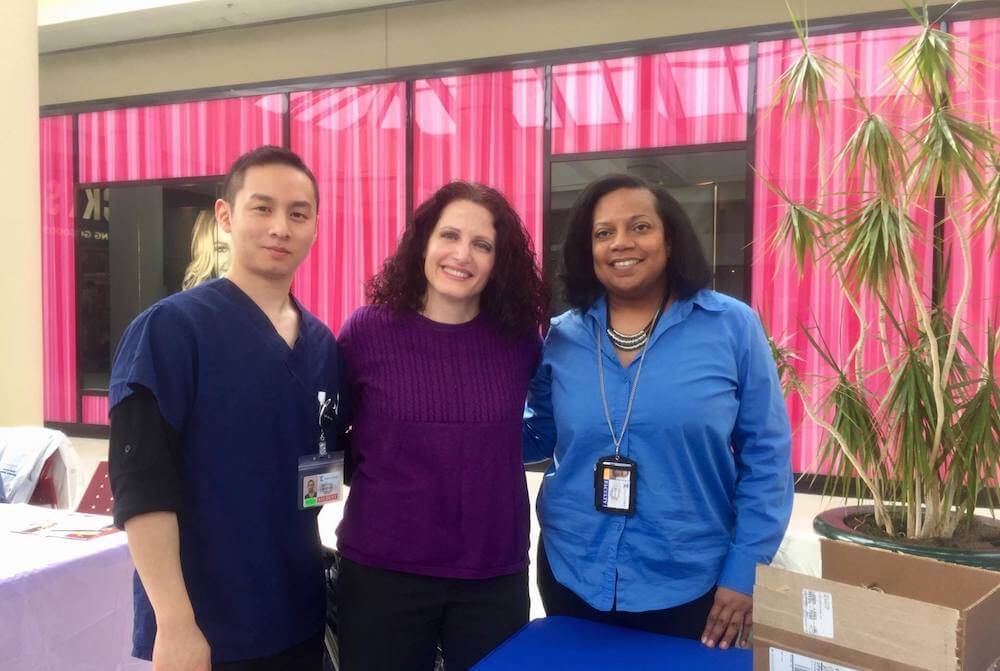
[290,84,407,333]
[81,396,110,426]
[947,19,1000,368]
[413,69,545,252]
[78,95,285,183]
[40,115,76,423]
[752,28,934,472]
[551,46,749,155]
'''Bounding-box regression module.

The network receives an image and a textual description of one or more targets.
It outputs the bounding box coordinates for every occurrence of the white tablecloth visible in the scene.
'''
[0,504,149,671]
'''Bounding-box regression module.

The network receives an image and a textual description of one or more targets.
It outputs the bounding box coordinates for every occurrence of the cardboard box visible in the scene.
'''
[753,539,1000,671]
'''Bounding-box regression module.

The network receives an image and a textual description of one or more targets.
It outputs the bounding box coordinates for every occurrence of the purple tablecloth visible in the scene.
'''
[0,504,148,671]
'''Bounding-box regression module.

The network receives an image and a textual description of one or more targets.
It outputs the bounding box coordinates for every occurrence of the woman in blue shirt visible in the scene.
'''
[524,173,793,651]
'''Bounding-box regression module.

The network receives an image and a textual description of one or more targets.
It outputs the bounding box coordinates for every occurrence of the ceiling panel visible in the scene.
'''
[39,0,433,53]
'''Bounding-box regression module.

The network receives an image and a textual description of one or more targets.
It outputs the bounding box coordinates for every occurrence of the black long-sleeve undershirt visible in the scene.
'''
[108,387,182,530]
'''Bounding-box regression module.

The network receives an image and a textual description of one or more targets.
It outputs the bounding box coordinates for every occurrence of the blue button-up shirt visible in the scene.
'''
[524,289,793,611]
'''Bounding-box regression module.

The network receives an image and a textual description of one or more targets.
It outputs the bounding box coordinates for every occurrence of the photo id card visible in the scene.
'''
[594,455,637,516]
[298,452,344,510]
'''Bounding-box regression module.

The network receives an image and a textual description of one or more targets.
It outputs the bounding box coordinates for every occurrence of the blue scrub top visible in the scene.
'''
[110,278,341,663]
[524,289,793,612]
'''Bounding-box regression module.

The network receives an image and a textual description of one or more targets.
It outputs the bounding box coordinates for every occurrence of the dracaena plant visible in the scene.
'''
[767,0,1000,539]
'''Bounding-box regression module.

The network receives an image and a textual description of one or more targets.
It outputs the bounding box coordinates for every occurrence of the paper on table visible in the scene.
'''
[11,511,118,540]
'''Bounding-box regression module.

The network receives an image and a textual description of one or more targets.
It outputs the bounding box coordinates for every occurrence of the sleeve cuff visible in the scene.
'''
[112,474,182,530]
[717,547,761,595]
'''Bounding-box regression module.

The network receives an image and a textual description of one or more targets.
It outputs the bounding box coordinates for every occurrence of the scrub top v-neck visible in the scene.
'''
[109,277,342,663]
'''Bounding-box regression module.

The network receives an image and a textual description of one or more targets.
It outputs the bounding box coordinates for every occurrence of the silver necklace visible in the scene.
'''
[595,305,659,457]
[606,309,659,351]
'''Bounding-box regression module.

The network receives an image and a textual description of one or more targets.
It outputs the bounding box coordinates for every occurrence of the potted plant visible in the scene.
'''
[764,1,1000,568]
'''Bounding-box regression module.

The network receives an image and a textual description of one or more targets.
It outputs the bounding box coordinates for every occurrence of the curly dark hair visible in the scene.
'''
[560,173,711,311]
[367,181,548,335]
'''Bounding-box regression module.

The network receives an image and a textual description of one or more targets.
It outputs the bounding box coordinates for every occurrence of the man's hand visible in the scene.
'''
[152,618,211,671]
[701,586,752,650]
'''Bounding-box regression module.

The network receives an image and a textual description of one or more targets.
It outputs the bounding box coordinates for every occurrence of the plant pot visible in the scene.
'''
[813,505,1000,571]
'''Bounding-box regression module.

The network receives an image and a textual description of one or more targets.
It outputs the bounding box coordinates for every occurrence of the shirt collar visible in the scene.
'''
[584,288,725,359]
[585,287,725,324]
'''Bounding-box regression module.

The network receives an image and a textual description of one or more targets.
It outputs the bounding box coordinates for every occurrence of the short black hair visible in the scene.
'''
[221,145,319,209]
[559,173,711,311]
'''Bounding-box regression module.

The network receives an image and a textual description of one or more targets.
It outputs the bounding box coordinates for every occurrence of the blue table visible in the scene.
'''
[473,616,752,670]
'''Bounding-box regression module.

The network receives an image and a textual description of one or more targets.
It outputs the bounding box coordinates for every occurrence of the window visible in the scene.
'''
[76,181,222,391]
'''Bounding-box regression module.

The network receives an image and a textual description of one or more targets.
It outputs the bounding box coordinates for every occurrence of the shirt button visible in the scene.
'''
[123,443,133,454]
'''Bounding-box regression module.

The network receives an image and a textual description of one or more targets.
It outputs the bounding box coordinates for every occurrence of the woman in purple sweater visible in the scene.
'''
[335,181,548,671]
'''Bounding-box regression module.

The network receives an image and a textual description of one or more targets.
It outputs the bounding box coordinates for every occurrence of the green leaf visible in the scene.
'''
[830,197,915,292]
[837,108,908,199]
[772,48,838,122]
[755,171,829,274]
[910,108,996,197]
[889,20,956,107]
[971,153,1000,249]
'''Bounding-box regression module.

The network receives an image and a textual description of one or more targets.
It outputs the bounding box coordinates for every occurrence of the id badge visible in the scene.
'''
[594,455,637,516]
[297,452,344,510]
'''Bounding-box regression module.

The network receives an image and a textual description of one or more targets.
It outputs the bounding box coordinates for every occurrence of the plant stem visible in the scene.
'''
[878,302,896,382]
[941,213,973,390]
[839,269,868,385]
[800,394,895,534]
[898,208,948,507]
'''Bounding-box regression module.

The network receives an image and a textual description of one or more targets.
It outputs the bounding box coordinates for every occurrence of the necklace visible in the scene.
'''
[596,306,658,457]
[606,308,660,351]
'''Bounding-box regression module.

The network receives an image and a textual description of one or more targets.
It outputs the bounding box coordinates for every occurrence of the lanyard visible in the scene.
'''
[595,304,661,459]
[317,391,337,456]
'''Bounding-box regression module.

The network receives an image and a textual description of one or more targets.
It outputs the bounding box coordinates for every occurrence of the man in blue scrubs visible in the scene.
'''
[108,146,340,670]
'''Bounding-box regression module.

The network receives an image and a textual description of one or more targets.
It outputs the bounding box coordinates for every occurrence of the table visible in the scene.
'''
[0,503,149,671]
[473,616,752,670]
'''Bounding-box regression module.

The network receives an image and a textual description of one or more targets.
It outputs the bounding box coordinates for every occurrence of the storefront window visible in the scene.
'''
[290,83,407,332]
[947,18,1000,367]
[752,26,934,472]
[64,94,281,416]
[76,181,222,391]
[40,115,76,422]
[414,69,545,250]
[552,46,749,155]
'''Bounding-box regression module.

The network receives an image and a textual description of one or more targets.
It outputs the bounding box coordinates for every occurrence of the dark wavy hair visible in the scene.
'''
[367,181,548,335]
[560,173,711,311]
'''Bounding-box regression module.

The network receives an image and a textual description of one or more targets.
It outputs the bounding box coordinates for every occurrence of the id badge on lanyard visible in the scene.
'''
[298,391,344,510]
[594,455,637,516]
[592,303,661,518]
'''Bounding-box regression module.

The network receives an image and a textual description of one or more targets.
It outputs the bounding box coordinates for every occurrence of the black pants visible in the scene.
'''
[336,556,529,671]
[537,539,715,640]
[213,629,325,671]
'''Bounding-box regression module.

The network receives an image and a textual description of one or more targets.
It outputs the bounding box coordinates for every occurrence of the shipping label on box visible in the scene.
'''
[801,589,834,638]
[770,647,857,671]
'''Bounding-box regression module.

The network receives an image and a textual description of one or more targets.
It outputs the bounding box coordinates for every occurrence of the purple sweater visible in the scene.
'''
[336,305,542,579]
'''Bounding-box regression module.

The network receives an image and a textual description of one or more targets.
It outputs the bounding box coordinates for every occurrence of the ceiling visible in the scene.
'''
[38,0,431,54]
